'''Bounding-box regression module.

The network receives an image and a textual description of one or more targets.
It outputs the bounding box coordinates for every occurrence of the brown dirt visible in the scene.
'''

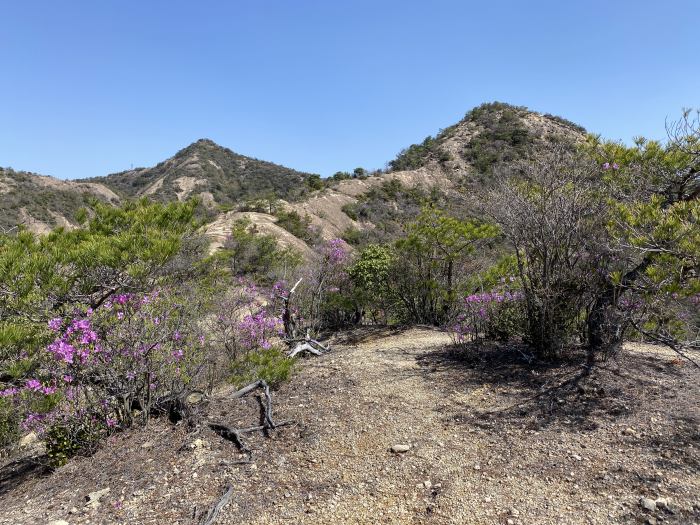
[1,328,698,524]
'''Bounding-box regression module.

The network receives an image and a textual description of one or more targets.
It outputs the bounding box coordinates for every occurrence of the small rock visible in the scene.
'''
[646,518,657,525]
[622,427,636,436]
[48,521,70,525]
[572,454,582,461]
[423,480,432,489]
[507,520,515,525]
[390,444,411,453]
[473,464,481,470]
[509,507,520,517]
[69,507,78,514]
[655,497,669,509]
[186,392,204,404]
[19,432,38,447]
[85,487,110,509]
[141,441,153,449]
[640,497,656,512]
[190,438,206,450]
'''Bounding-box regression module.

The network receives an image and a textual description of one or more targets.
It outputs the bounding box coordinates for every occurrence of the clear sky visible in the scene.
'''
[1,1,698,180]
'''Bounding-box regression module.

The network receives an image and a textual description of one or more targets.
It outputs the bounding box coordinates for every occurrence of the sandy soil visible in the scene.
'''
[1,328,698,525]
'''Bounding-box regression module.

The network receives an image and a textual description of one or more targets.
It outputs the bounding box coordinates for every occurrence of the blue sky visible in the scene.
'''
[1,1,698,179]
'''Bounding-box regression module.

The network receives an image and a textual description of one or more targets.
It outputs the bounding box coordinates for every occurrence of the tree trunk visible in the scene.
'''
[586,258,651,364]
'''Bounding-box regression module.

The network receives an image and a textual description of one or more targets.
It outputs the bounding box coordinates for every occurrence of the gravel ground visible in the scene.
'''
[1,327,698,524]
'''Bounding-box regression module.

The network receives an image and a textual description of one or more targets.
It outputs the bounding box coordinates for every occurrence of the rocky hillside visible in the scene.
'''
[81,139,321,210]
[0,168,119,233]
[274,102,587,245]
[0,103,587,248]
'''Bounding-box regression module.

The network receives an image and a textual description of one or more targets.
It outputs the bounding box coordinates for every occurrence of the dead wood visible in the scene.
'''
[286,330,331,358]
[200,485,234,525]
[209,380,292,457]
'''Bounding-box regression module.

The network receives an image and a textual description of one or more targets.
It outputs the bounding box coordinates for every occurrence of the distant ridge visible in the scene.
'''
[1,103,587,246]
[80,138,320,209]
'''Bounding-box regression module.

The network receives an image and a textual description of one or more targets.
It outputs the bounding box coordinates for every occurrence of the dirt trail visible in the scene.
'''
[1,328,698,524]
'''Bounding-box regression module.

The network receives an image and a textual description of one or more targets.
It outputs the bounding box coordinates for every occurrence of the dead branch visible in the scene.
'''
[209,380,293,456]
[286,330,331,358]
[281,278,303,339]
[629,319,700,368]
[200,485,234,525]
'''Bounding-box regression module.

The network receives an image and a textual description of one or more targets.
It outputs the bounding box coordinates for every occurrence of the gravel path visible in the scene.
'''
[1,327,698,524]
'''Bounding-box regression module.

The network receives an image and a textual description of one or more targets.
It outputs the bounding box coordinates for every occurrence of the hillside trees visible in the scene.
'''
[347,208,499,326]
[485,148,607,358]
[219,218,301,282]
[584,111,700,363]
[484,111,700,363]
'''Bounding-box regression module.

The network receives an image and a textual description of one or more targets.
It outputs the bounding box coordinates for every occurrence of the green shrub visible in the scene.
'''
[45,416,106,467]
[341,204,359,221]
[341,227,364,246]
[229,348,295,389]
[0,397,20,449]
[274,210,320,245]
[220,218,301,281]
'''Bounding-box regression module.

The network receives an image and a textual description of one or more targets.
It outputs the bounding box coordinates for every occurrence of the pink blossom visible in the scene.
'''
[0,387,19,397]
[25,379,43,391]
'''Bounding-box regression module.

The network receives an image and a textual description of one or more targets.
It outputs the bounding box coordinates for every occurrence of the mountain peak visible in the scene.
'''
[83,140,318,208]
[388,102,587,173]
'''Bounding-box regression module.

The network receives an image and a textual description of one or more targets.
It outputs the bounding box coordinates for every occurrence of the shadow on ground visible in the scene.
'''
[415,341,696,432]
[0,454,51,497]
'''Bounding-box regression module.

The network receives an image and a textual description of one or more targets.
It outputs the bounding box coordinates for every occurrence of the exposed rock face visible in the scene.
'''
[3,103,586,253]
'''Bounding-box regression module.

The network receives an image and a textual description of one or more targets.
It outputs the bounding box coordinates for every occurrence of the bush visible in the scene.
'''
[220,218,301,282]
[0,397,20,449]
[274,209,321,245]
[229,348,295,389]
[448,289,525,345]
[486,148,605,358]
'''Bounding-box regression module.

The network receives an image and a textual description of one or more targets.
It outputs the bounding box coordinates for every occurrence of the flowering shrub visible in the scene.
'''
[3,289,206,464]
[210,280,284,361]
[448,288,525,345]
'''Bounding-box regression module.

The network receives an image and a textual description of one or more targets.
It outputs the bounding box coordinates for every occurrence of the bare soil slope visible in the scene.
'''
[1,328,698,525]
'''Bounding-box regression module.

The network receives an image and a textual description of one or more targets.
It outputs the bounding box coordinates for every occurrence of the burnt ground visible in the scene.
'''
[0,327,698,524]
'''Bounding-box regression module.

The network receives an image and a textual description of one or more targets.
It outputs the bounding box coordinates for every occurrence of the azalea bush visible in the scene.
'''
[2,289,207,464]
[448,288,525,346]
[210,280,282,360]
[290,238,357,333]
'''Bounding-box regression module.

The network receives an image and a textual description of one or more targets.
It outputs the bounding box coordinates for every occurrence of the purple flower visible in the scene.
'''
[48,317,63,331]
[41,385,57,395]
[0,387,19,397]
[114,294,130,305]
[48,339,77,364]
[25,379,42,391]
